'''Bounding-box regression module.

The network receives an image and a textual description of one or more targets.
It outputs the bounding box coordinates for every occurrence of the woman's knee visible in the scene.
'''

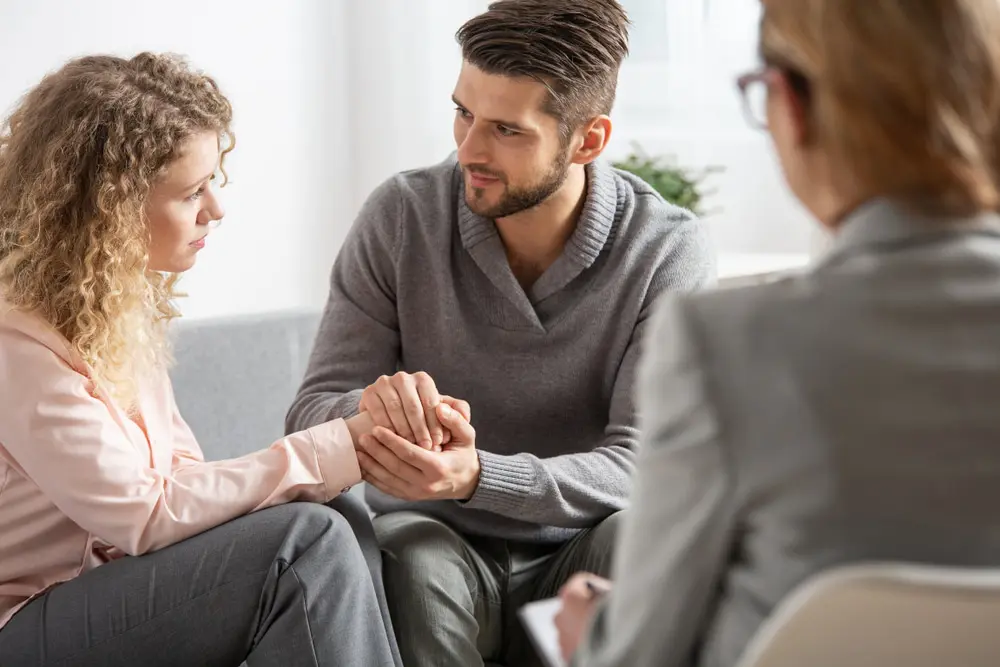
[255,502,363,560]
[291,500,358,535]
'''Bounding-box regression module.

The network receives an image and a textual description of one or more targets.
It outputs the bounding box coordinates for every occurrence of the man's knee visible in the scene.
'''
[375,512,471,589]
[590,510,625,552]
[571,510,626,575]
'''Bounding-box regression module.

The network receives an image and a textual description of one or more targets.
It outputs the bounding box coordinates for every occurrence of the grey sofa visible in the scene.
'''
[169,310,535,666]
[169,310,321,461]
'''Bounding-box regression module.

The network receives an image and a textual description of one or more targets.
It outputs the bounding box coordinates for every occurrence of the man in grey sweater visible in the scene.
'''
[287,1,714,665]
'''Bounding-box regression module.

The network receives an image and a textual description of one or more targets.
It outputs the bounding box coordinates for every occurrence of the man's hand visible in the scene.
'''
[356,402,480,501]
[555,573,613,662]
[359,371,445,449]
[346,398,468,451]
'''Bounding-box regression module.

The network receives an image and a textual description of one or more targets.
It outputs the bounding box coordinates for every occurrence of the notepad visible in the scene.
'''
[518,597,567,667]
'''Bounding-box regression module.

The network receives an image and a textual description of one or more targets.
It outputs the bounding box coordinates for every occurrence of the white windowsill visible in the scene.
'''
[717,252,811,283]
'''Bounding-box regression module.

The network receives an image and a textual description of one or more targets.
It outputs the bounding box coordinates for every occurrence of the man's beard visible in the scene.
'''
[464,152,572,219]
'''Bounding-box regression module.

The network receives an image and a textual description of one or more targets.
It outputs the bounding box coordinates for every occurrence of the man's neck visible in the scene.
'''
[495,164,588,289]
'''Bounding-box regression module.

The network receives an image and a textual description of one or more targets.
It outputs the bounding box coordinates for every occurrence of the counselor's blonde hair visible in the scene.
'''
[761,0,1000,215]
[0,53,234,408]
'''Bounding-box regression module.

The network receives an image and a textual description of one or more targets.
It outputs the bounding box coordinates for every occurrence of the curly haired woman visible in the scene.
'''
[0,53,404,667]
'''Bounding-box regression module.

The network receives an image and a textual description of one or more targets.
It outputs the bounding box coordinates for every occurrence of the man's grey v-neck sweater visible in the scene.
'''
[287,154,714,544]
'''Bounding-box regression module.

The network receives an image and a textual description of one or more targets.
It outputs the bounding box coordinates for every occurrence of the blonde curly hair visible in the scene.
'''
[0,52,234,409]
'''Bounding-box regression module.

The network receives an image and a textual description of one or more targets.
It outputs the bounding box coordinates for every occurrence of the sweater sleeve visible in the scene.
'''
[285,176,404,433]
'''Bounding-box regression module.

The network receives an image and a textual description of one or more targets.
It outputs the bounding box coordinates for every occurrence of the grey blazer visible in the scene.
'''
[574,198,1000,667]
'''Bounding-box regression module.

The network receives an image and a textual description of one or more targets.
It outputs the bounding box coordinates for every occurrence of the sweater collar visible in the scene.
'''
[456,159,621,269]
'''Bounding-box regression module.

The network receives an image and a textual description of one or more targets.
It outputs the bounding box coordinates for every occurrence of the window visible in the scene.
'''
[617,0,762,130]
[615,0,819,258]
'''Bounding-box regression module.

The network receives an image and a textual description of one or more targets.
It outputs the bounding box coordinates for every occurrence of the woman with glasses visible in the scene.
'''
[557,0,1000,665]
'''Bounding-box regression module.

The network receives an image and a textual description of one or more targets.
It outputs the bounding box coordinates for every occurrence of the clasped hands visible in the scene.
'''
[354,371,480,501]
[353,374,610,660]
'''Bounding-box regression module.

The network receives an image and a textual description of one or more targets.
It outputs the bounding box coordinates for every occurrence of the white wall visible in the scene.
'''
[345,0,488,209]
[0,0,354,320]
[0,0,820,321]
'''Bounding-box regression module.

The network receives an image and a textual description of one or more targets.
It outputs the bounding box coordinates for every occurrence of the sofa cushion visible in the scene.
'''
[169,310,320,461]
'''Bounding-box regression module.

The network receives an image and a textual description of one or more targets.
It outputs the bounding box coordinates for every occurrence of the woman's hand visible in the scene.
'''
[345,410,376,447]
[555,573,613,662]
[352,394,470,451]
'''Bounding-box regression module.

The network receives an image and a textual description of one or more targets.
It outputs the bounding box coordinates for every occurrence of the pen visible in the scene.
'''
[585,580,609,599]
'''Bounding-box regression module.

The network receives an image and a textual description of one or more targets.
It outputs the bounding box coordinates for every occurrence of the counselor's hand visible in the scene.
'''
[555,573,612,662]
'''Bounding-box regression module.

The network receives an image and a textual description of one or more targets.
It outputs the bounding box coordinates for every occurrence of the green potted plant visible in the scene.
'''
[612,144,721,216]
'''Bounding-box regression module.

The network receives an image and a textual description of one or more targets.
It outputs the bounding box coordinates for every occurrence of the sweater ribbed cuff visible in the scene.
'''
[331,389,364,420]
[463,450,536,514]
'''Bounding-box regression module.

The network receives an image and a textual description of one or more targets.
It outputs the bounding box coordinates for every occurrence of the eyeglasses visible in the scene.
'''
[736,66,812,131]
[736,68,772,130]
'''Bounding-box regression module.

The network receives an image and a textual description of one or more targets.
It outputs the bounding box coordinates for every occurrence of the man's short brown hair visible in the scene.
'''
[456,0,630,138]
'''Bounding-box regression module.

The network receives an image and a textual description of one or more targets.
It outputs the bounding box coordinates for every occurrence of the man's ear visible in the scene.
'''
[570,115,613,165]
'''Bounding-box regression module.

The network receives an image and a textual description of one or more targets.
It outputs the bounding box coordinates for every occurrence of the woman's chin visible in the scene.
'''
[148,256,197,274]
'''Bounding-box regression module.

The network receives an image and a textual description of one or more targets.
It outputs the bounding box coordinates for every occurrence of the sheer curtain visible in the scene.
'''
[613,0,820,259]
[618,0,760,122]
